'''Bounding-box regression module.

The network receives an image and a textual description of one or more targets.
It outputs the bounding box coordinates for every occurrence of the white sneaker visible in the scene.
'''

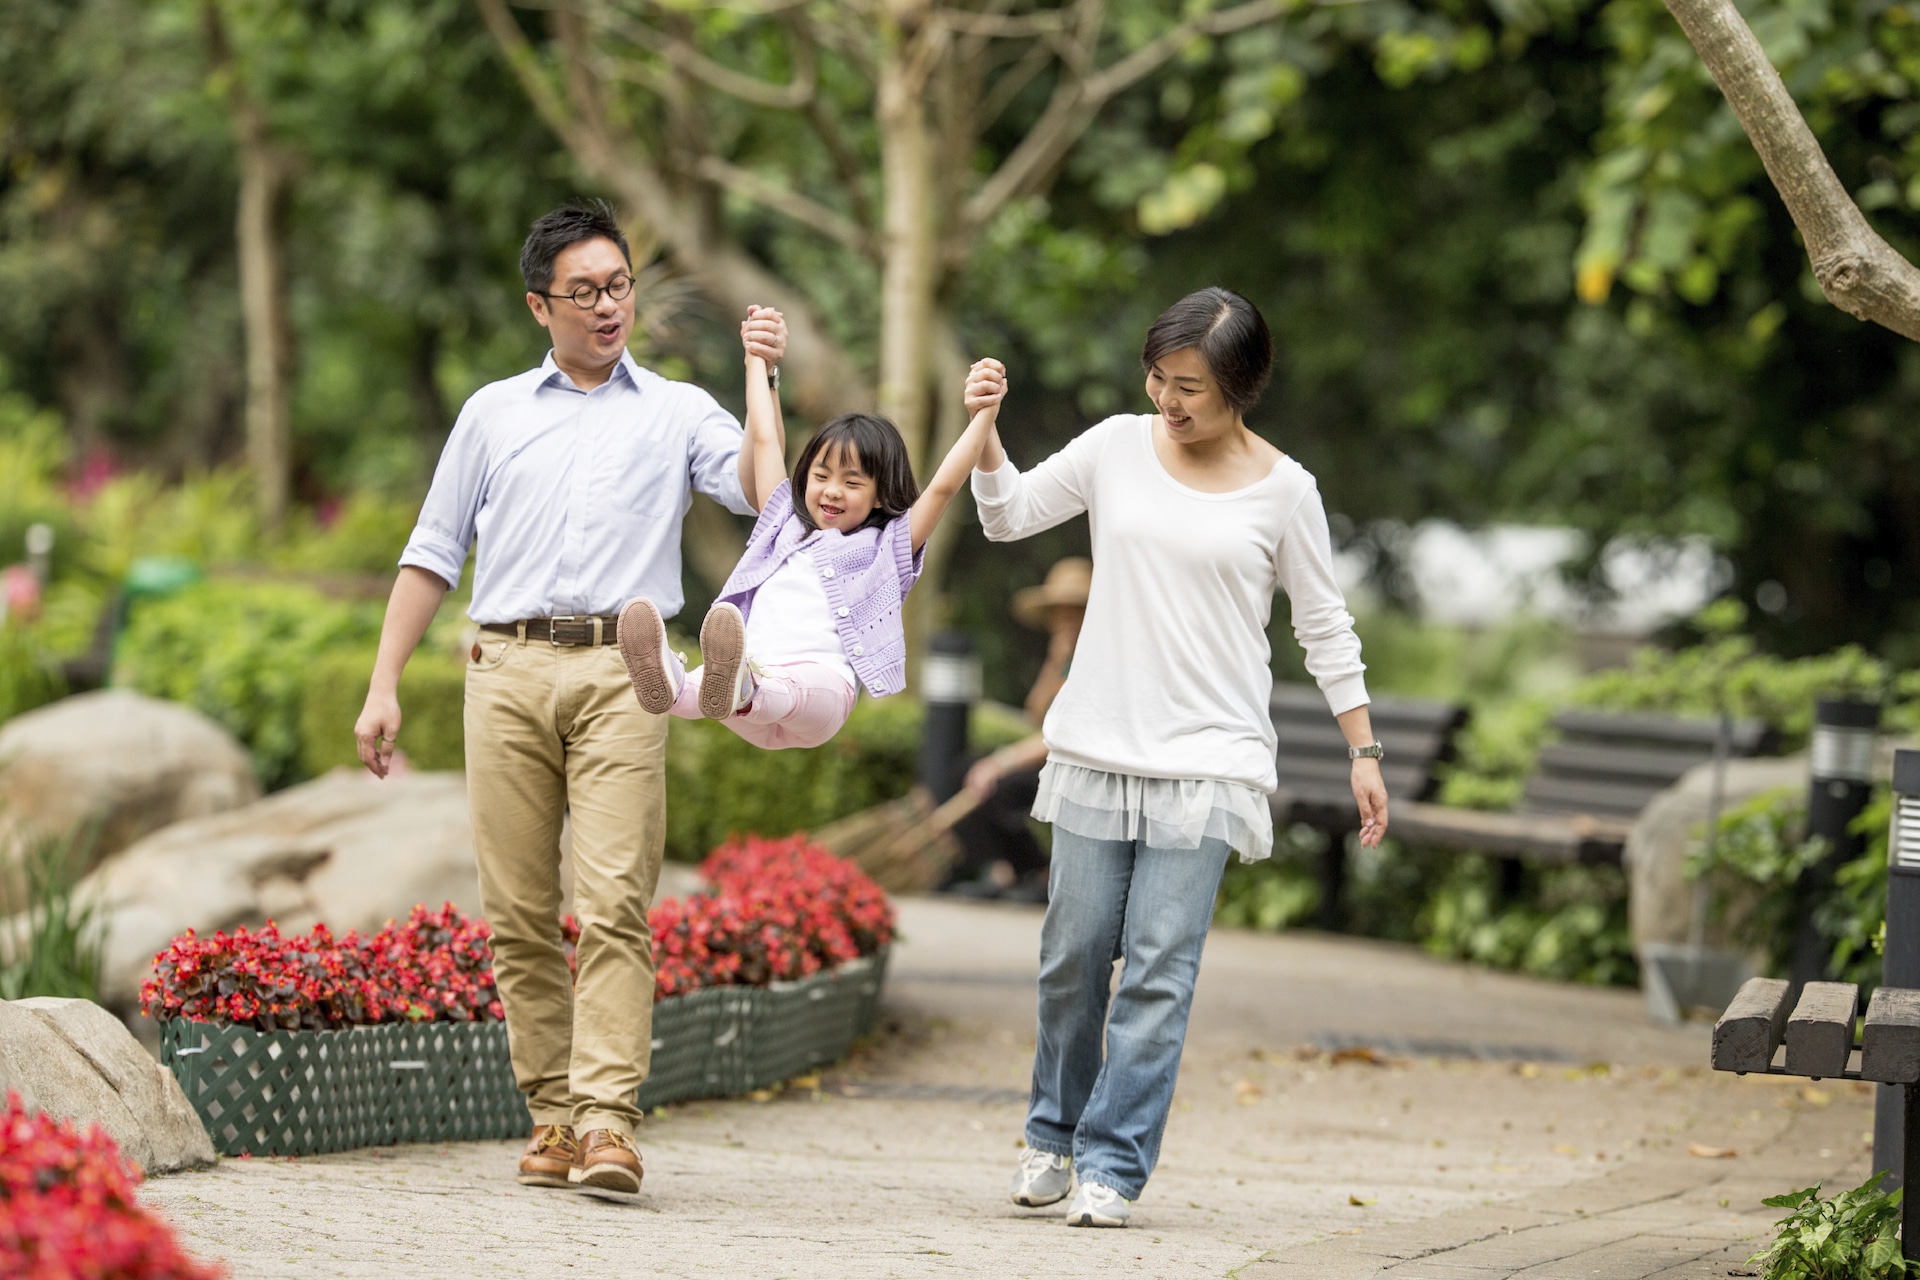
[697,603,757,719]
[616,597,684,714]
[1064,1180,1130,1228]
[1009,1148,1072,1207]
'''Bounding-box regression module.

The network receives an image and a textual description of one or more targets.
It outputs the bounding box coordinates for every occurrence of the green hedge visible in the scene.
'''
[114,580,378,790]
[300,646,468,776]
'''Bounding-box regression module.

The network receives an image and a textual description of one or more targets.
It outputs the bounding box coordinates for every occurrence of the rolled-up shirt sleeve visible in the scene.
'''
[1276,486,1369,715]
[400,402,484,590]
[970,418,1109,542]
[686,388,753,516]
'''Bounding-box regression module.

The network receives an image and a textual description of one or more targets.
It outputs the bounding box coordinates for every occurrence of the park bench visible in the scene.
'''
[1712,976,1920,1262]
[1271,688,1773,927]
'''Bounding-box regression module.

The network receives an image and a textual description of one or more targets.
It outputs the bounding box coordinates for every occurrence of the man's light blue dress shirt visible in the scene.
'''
[400,351,753,624]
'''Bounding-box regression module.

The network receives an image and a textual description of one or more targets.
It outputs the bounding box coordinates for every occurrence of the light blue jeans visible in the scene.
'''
[1024,826,1232,1200]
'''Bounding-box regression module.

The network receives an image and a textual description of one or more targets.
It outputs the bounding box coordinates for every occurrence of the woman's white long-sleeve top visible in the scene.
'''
[972,415,1367,821]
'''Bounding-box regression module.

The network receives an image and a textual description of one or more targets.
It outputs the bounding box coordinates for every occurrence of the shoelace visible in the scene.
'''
[1018,1148,1064,1175]
[532,1128,576,1155]
[590,1130,639,1155]
[1078,1183,1123,1206]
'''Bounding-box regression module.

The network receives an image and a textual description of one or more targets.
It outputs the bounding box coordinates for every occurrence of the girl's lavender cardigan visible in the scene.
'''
[714,480,925,697]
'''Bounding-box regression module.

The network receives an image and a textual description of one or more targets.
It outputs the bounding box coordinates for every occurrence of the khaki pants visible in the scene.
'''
[464,634,666,1138]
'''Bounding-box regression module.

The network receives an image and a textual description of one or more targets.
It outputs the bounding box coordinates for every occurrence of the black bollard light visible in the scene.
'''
[1792,700,1882,988]
[1872,749,1920,1260]
[917,631,979,804]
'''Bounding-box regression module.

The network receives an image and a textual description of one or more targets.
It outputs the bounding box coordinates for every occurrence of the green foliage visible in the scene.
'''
[1436,697,1558,810]
[1213,825,1329,932]
[1749,1175,1911,1280]
[1417,858,1638,985]
[113,580,378,790]
[300,644,467,777]
[0,624,64,724]
[0,826,104,1003]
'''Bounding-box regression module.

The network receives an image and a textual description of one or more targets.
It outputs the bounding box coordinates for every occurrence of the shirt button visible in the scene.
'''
[836,607,849,619]
[852,645,866,657]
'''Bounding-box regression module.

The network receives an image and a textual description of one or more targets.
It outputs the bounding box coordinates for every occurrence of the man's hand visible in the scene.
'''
[965,358,1006,416]
[1351,757,1389,848]
[355,687,403,779]
[964,755,1005,800]
[742,306,787,366]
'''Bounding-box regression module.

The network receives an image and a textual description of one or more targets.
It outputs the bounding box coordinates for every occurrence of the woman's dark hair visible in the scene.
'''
[1139,287,1273,414]
[520,200,631,295]
[790,413,920,533]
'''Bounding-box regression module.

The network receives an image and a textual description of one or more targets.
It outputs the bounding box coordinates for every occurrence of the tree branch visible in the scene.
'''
[1663,0,1920,340]
[598,9,818,109]
[963,0,1291,233]
[693,155,878,257]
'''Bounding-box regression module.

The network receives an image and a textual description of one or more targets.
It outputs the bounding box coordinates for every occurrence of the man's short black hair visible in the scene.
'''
[520,200,632,296]
[1140,286,1274,414]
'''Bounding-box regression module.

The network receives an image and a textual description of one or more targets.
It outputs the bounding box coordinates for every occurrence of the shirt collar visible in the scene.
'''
[537,349,649,392]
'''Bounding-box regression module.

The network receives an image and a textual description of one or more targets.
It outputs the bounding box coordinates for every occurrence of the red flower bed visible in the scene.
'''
[141,834,893,1030]
[0,1093,224,1280]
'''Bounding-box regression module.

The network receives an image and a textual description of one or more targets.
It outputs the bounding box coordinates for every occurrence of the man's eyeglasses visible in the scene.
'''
[540,275,635,310]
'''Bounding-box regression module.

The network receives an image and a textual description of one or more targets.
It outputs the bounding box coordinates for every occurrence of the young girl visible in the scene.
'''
[616,309,1006,749]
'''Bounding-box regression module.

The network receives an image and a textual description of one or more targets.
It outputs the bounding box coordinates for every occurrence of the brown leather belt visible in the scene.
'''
[481,615,621,647]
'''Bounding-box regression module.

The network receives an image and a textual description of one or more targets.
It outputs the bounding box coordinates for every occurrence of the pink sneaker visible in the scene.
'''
[617,598,684,714]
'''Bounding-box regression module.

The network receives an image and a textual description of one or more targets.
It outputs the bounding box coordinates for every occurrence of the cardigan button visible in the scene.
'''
[852,644,866,657]
[820,566,834,578]
[836,607,849,618]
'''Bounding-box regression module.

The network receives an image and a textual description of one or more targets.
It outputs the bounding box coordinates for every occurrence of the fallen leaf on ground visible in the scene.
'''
[1330,1046,1385,1066]
[1552,1144,1580,1156]
[1798,1086,1831,1107]
[1688,1143,1737,1158]
[1233,1079,1265,1103]
[791,1073,821,1090]
[747,1089,775,1103]
[1348,1194,1376,1206]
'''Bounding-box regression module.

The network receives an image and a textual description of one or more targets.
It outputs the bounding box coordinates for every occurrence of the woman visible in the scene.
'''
[967,287,1388,1228]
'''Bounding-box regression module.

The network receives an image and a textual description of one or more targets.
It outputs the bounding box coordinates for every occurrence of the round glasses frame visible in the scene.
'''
[541,274,635,310]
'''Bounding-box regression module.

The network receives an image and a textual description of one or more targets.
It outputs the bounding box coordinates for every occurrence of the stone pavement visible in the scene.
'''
[140,897,1876,1279]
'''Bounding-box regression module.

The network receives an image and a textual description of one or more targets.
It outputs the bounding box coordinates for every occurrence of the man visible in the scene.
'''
[354,201,785,1196]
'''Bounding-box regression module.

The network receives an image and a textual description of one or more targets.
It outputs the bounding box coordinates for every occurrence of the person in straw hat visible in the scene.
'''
[949,557,1092,898]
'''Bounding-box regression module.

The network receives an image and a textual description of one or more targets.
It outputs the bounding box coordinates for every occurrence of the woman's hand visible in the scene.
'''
[1351,757,1389,848]
[965,358,1006,416]
[741,306,787,365]
[964,755,1005,800]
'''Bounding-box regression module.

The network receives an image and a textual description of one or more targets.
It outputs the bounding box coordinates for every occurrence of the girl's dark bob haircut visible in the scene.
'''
[790,412,920,534]
[1140,287,1274,414]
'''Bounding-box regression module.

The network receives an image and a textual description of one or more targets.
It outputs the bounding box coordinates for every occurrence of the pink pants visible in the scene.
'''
[668,661,857,750]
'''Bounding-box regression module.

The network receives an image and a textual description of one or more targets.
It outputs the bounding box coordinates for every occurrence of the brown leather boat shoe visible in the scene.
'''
[570,1127,644,1196]
[517,1124,580,1188]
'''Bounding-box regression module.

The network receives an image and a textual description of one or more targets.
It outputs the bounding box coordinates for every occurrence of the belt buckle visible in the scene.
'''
[549,615,587,647]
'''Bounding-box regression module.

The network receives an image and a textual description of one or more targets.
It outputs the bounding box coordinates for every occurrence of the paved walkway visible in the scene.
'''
[141,897,1874,1278]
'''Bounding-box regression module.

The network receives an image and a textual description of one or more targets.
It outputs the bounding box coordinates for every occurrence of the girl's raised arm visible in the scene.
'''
[909,359,1007,553]
[739,305,788,512]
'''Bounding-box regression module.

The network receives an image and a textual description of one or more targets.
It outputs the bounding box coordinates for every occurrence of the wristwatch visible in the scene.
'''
[768,364,780,391]
[1348,742,1385,760]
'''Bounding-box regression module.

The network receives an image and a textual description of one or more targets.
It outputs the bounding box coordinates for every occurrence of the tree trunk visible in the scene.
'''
[207,2,295,532]
[1664,0,1920,340]
[875,6,939,474]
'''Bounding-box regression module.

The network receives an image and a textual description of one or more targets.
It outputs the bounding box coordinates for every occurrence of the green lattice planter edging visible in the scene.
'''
[161,947,888,1157]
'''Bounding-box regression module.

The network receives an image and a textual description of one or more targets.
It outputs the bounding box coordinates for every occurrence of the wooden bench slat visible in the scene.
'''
[1861,988,1920,1085]
[1387,801,1631,863]
[1784,982,1859,1079]
[1521,776,1671,817]
[1275,725,1452,761]
[1550,710,1769,752]
[1534,743,1720,783]
[1712,977,1792,1074]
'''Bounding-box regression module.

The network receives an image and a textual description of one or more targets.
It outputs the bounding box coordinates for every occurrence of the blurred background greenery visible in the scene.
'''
[2,0,1917,990]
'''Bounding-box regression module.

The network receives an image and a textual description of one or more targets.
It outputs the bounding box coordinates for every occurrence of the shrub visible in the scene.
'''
[1417,858,1637,986]
[299,644,467,777]
[113,580,378,789]
[0,625,63,725]
[0,1093,223,1280]
[1748,1174,1910,1279]
[140,836,895,1028]
[0,826,104,1002]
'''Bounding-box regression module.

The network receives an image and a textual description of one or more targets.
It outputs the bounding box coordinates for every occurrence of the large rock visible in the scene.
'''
[0,997,214,1172]
[0,690,259,865]
[85,769,481,1008]
[1626,754,1808,955]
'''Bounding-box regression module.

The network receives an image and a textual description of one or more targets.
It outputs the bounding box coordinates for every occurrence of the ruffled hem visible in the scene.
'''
[1032,762,1274,862]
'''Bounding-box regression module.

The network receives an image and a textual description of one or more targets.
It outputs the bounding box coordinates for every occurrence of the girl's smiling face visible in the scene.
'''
[805,442,878,532]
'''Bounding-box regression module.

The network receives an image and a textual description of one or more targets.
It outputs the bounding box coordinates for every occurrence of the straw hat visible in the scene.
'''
[1012,558,1093,629]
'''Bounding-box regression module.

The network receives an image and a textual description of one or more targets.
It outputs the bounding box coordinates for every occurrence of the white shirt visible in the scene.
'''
[743,546,857,691]
[401,351,753,623]
[972,414,1367,796]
